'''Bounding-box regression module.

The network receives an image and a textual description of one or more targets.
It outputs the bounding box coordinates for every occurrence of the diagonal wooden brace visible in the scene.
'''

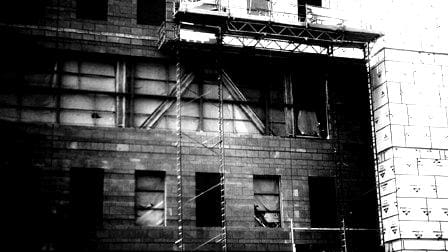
[140,71,195,129]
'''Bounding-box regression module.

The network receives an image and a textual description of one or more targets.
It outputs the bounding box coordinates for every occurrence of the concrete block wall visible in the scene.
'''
[371,48,448,252]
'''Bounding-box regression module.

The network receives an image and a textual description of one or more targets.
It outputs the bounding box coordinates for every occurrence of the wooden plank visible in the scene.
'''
[221,71,265,133]
[140,71,195,129]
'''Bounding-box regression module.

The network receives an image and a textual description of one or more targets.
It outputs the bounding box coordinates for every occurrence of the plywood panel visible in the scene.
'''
[135,79,169,95]
[396,175,436,198]
[135,62,168,80]
[404,126,431,148]
[21,109,56,123]
[381,193,398,218]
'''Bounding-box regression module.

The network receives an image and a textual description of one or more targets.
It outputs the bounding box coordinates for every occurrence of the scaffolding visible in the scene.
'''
[163,1,383,251]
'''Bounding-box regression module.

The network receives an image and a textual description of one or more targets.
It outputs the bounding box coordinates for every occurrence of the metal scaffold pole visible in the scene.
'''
[175,45,184,251]
[217,31,228,252]
[363,43,384,246]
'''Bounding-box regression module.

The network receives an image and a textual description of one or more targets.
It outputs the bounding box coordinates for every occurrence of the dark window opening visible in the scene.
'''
[0,1,45,24]
[77,0,108,20]
[298,0,322,20]
[292,59,328,138]
[309,177,337,227]
[70,168,104,230]
[135,171,165,226]
[254,175,281,228]
[196,172,221,227]
[137,0,166,25]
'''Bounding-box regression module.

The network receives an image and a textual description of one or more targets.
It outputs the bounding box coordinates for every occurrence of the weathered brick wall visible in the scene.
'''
[0,0,174,58]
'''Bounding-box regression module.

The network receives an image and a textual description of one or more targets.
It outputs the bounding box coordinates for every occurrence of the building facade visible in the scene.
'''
[2,0,445,252]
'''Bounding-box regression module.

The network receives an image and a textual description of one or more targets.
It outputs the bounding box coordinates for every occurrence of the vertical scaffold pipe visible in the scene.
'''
[364,43,384,246]
[175,47,184,251]
[217,32,228,252]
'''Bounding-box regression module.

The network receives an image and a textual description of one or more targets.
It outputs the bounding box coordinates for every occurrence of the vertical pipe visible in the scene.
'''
[217,31,227,252]
[290,219,296,252]
[364,43,384,246]
[175,47,184,251]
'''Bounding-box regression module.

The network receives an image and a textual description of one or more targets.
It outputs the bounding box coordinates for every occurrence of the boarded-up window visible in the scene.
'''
[309,177,337,227]
[70,168,104,230]
[135,171,165,226]
[254,176,281,228]
[137,0,166,25]
[60,59,117,127]
[196,172,221,227]
[77,0,108,20]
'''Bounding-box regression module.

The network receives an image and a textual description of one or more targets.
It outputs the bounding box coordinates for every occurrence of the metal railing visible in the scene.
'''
[174,0,370,29]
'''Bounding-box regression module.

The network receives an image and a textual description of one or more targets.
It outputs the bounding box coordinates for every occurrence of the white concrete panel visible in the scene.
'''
[376,126,392,152]
[431,127,448,149]
[436,176,448,198]
[396,175,437,198]
[428,198,448,221]
[383,216,400,242]
[418,159,448,177]
[372,84,388,110]
[381,193,398,218]
[378,158,395,183]
[371,62,386,87]
[404,126,431,148]
[389,103,408,125]
[397,198,428,221]
[402,239,446,250]
[380,178,396,197]
[393,157,418,176]
[374,105,390,130]
[400,221,441,239]
[390,125,406,147]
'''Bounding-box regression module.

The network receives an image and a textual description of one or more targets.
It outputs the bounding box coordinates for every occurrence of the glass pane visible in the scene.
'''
[136,209,164,226]
[254,177,279,194]
[136,175,164,191]
[136,192,164,209]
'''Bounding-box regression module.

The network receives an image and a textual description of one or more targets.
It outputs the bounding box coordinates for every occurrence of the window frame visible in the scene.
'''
[253,175,282,228]
[134,170,166,227]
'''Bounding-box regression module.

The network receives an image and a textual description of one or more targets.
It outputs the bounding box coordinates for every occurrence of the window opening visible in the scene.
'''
[309,176,337,227]
[196,172,221,227]
[137,0,166,25]
[135,171,165,226]
[254,175,281,228]
[77,0,108,20]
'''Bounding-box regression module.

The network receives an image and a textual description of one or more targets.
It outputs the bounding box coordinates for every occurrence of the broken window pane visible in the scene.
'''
[135,171,165,226]
[254,176,281,228]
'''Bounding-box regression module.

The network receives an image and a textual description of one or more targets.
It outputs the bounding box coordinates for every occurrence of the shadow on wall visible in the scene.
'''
[0,122,45,251]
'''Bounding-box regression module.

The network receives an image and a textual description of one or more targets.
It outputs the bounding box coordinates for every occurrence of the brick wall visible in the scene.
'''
[0,55,380,251]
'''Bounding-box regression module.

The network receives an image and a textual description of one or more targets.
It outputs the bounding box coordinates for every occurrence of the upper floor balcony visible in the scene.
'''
[159,0,382,56]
